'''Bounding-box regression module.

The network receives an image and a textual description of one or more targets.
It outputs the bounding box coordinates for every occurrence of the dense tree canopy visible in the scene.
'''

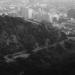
[0,15,75,75]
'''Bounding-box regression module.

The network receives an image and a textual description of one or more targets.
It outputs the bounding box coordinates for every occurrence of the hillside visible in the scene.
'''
[0,15,75,75]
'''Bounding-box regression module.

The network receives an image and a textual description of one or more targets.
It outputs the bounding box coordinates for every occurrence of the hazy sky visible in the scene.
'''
[0,0,74,7]
[0,0,74,3]
[13,0,74,3]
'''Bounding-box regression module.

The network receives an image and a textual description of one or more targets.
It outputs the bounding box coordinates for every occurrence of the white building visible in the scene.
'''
[28,8,33,19]
[48,12,60,23]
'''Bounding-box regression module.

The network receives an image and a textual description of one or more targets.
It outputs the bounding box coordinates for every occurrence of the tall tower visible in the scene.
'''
[28,8,33,19]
